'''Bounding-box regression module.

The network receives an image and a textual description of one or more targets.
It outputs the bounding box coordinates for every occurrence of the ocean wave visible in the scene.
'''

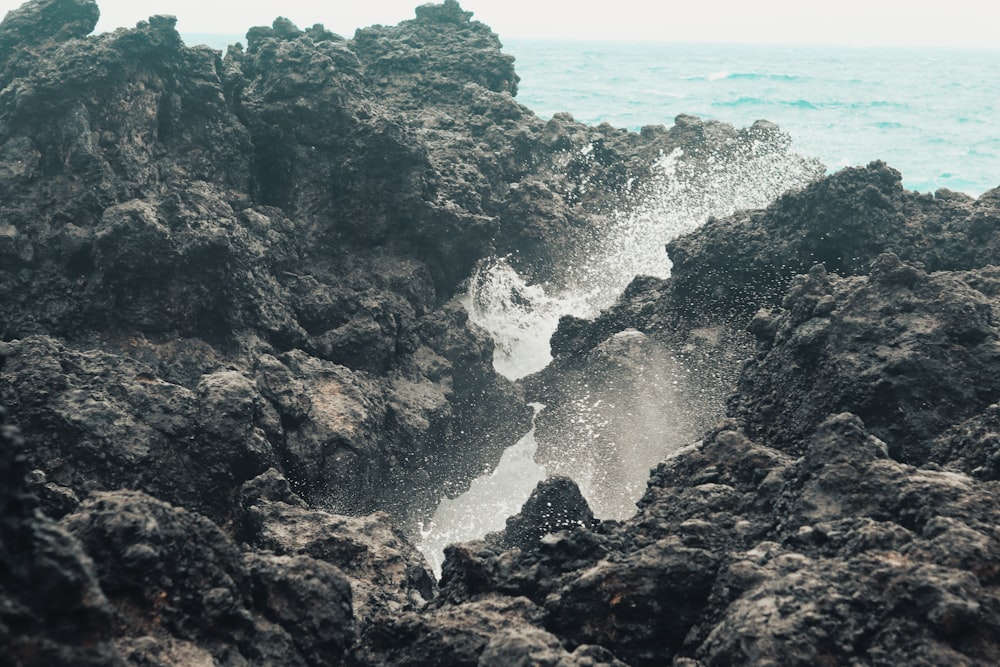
[640,88,686,99]
[967,148,997,159]
[682,71,808,82]
[712,97,911,111]
[712,97,819,109]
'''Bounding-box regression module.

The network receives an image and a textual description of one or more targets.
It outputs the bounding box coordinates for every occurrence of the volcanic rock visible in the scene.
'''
[3,0,1000,665]
[0,402,121,666]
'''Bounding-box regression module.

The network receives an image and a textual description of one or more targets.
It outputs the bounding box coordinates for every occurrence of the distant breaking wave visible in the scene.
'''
[683,71,810,82]
[713,97,912,111]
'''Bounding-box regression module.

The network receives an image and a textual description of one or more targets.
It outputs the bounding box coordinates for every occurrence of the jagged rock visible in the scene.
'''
[931,403,1000,481]
[4,0,1000,664]
[62,491,262,654]
[244,552,354,666]
[545,537,720,667]
[0,0,534,531]
[731,257,1000,463]
[0,0,99,51]
[485,476,596,551]
[237,469,435,624]
[25,469,81,520]
[353,594,548,666]
[0,336,277,523]
[478,627,629,667]
[0,403,121,666]
[62,489,357,666]
[430,413,1000,666]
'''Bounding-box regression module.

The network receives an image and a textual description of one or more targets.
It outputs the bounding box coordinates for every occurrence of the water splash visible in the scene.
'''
[469,131,823,379]
[458,260,581,381]
[534,330,699,520]
[420,125,822,572]
[417,404,547,576]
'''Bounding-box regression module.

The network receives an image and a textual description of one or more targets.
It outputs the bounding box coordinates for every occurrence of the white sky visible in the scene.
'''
[0,0,997,48]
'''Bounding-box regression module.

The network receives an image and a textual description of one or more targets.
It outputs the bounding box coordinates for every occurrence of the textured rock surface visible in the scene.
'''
[0,0,540,529]
[503,159,1000,666]
[485,476,597,551]
[237,468,435,625]
[62,489,356,665]
[4,0,1000,665]
[0,400,122,666]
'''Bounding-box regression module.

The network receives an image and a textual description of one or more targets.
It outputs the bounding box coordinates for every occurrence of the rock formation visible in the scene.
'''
[3,0,999,665]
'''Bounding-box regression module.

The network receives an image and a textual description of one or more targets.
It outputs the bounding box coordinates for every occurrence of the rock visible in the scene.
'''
[62,489,358,666]
[485,476,596,551]
[25,469,81,520]
[353,594,547,666]
[545,538,720,666]
[4,0,1000,664]
[0,404,122,666]
[237,469,435,624]
[931,403,1000,481]
[478,627,629,667]
[244,552,355,666]
[730,257,1000,464]
[0,0,99,51]
[62,491,260,652]
[0,336,276,524]
[0,0,535,531]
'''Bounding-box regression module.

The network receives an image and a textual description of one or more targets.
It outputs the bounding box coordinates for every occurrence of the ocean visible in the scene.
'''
[187,34,999,196]
[506,40,999,197]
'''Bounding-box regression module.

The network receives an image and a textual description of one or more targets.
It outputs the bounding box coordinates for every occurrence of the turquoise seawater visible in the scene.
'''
[186,34,999,196]
[505,41,1000,196]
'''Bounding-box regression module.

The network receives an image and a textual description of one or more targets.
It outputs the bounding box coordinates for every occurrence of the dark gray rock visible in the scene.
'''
[353,594,548,667]
[731,257,1000,464]
[4,0,1000,665]
[485,476,596,551]
[62,489,356,666]
[0,403,121,666]
[237,469,435,625]
[0,336,277,524]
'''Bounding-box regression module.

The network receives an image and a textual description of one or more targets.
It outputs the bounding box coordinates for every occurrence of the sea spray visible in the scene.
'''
[532,329,699,520]
[417,404,547,575]
[420,123,822,571]
[468,127,823,379]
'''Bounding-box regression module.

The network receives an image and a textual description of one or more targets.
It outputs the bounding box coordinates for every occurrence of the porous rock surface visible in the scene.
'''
[513,164,1000,665]
[4,0,1000,665]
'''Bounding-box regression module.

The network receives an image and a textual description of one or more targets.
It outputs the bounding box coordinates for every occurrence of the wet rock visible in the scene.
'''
[486,476,597,551]
[3,0,1000,664]
[62,491,260,653]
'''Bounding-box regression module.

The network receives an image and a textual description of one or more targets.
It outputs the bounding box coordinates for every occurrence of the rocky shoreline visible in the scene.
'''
[2,0,999,665]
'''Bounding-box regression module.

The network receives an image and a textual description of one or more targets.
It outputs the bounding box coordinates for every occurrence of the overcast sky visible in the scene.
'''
[1,0,997,48]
